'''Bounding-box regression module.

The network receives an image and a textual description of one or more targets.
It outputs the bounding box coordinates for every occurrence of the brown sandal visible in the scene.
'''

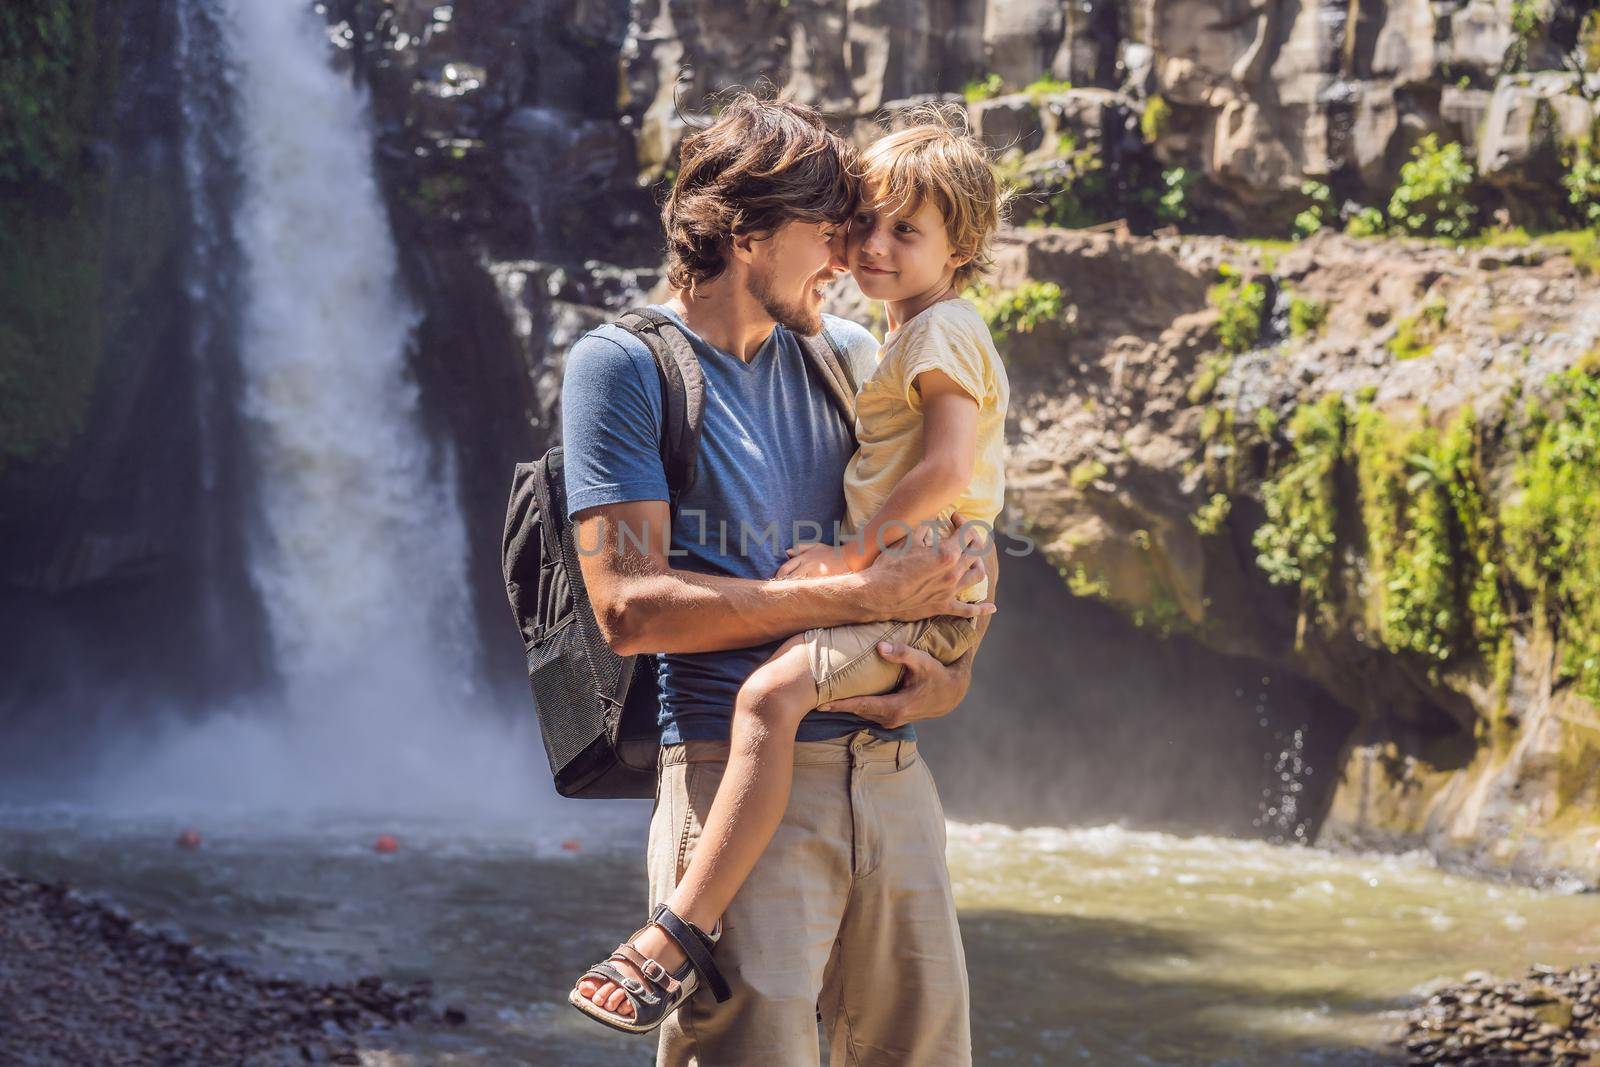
[568,902,730,1035]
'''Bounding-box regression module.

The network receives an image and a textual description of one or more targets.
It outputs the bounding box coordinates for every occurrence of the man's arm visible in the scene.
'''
[574,499,993,657]
[817,518,1000,728]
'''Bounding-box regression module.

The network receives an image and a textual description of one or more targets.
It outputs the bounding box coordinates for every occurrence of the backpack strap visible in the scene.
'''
[798,326,858,427]
[614,307,706,511]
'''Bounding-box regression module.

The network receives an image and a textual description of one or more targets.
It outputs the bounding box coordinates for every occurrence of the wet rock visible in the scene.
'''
[0,869,446,1066]
[1400,965,1600,1065]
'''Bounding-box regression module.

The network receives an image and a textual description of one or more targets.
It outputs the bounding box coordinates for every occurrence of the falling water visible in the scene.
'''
[92,0,540,816]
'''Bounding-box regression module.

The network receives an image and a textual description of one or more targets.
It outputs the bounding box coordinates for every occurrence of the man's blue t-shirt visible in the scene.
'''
[559,306,916,746]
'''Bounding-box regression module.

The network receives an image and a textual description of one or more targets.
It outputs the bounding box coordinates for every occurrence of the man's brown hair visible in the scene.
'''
[662,95,858,292]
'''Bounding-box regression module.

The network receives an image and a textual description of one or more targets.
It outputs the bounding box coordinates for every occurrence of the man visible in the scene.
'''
[562,95,997,1066]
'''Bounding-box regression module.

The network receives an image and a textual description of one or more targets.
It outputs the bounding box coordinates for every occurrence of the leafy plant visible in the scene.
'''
[965,280,1065,341]
[1191,492,1232,536]
[1345,206,1386,238]
[1503,368,1600,701]
[1387,135,1479,240]
[1251,395,1347,645]
[1293,180,1332,238]
[1289,294,1327,338]
[1208,264,1266,354]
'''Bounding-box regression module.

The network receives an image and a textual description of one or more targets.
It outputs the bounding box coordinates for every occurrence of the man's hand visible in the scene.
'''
[818,643,976,729]
[859,515,994,622]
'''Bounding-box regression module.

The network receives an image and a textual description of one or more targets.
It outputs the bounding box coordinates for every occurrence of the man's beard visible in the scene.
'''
[746,262,823,336]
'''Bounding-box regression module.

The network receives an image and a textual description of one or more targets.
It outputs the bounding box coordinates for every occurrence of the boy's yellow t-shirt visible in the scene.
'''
[841,298,1009,603]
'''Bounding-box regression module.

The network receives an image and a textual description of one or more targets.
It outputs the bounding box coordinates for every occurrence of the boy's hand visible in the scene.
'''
[775,541,851,580]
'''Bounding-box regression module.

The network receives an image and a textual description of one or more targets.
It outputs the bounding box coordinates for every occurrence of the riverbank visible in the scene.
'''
[1402,964,1600,1066]
[0,868,450,1066]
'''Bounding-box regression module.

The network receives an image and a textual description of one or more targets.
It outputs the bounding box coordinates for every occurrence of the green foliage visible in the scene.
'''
[1252,395,1510,664]
[1509,0,1545,70]
[1293,180,1332,239]
[405,173,469,218]
[999,138,1115,230]
[0,2,103,186]
[1502,368,1600,701]
[1387,135,1479,240]
[1207,264,1266,354]
[1252,395,1347,644]
[1023,76,1073,100]
[1070,459,1108,490]
[964,280,1065,343]
[1187,354,1231,404]
[1388,298,1448,361]
[1350,408,1505,664]
[1288,293,1327,338]
[1345,206,1387,238]
[1156,166,1195,225]
[1191,492,1232,536]
[1140,96,1172,144]
[1561,132,1600,229]
[0,1,122,470]
[963,73,1003,102]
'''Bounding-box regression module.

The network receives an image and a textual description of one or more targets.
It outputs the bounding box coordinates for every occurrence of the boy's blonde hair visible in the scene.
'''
[859,105,1007,290]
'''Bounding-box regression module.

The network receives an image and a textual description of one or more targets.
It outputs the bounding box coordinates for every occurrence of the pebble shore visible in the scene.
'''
[1403,964,1600,1066]
[0,871,456,1065]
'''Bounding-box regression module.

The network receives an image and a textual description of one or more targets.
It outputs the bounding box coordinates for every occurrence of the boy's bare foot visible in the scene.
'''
[574,921,691,1018]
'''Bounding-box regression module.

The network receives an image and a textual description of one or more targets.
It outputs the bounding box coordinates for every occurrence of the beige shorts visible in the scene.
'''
[802,614,980,707]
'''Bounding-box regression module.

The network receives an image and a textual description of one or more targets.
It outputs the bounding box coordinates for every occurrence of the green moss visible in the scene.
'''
[1251,394,1346,646]
[1187,354,1231,404]
[0,0,119,472]
[1140,95,1171,144]
[963,73,1003,102]
[1254,406,1281,438]
[1207,264,1266,354]
[1388,298,1448,361]
[1502,367,1600,701]
[1288,293,1327,338]
[1352,408,1504,664]
[1066,562,1111,599]
[0,2,103,186]
[1023,76,1073,101]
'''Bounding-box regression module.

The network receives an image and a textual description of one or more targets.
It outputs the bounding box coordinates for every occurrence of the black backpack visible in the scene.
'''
[501,307,859,799]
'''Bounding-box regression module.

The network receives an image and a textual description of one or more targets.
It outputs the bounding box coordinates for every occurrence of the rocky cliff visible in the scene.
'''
[979,226,1600,881]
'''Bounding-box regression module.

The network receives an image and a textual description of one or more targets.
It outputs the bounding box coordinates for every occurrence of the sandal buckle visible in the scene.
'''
[640,958,668,984]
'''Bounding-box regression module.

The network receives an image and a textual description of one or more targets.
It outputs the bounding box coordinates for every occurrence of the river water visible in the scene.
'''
[3,804,1596,1067]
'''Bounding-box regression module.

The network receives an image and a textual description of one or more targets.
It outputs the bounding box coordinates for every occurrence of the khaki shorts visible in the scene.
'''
[803,614,979,707]
[647,733,972,1066]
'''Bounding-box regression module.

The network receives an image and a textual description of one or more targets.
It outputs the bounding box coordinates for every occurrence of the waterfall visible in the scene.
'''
[95,0,540,816]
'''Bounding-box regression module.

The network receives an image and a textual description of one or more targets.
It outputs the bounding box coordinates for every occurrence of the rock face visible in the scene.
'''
[988,226,1600,882]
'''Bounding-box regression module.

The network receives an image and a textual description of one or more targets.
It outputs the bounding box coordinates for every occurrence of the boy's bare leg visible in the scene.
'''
[576,636,819,1017]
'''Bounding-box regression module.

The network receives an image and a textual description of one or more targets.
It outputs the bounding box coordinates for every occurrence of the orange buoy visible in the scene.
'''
[374,834,399,854]
[176,828,202,850]
[561,839,582,853]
